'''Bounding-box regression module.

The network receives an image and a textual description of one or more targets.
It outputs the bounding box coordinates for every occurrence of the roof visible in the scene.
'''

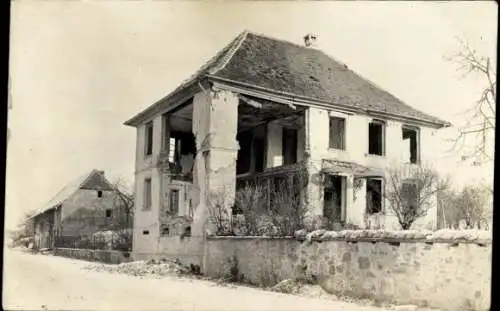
[30,169,114,219]
[125,31,450,128]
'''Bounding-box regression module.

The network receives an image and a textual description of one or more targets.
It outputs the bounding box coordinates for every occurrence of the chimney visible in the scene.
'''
[304,33,317,48]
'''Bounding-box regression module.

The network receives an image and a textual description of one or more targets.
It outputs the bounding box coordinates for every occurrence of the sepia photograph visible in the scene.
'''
[4,1,497,311]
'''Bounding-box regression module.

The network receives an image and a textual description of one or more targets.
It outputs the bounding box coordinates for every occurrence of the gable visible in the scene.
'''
[79,171,114,191]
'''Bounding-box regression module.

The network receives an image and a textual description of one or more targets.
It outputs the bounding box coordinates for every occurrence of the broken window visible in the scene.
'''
[97,190,103,198]
[162,114,170,151]
[169,189,180,215]
[366,178,383,214]
[329,117,346,150]
[402,126,419,164]
[105,209,112,218]
[368,120,385,156]
[168,132,196,178]
[143,178,152,210]
[168,137,177,163]
[145,121,154,156]
[282,128,298,165]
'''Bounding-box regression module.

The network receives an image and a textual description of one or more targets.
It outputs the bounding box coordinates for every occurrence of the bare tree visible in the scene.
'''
[385,164,448,230]
[446,37,496,165]
[11,211,35,247]
[440,185,491,230]
[110,178,135,230]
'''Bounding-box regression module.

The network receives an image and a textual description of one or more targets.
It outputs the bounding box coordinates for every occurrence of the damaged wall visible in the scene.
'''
[191,88,239,237]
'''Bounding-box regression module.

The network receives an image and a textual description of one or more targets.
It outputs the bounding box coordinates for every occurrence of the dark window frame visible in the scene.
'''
[366,178,383,214]
[143,178,152,210]
[169,188,180,215]
[368,120,386,156]
[282,127,298,165]
[329,116,346,150]
[145,121,154,157]
[402,125,420,164]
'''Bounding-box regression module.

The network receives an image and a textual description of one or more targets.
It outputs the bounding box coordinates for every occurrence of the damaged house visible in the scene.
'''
[28,169,128,249]
[124,31,449,259]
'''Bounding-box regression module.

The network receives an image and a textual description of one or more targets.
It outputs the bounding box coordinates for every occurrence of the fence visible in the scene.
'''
[54,234,132,252]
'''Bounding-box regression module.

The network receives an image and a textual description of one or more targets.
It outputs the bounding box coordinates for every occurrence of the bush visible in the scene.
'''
[209,170,308,237]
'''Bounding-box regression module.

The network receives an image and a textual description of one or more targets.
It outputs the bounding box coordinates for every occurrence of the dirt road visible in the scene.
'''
[3,248,390,311]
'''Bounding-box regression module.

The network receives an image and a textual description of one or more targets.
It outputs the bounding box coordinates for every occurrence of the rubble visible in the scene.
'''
[83,259,189,277]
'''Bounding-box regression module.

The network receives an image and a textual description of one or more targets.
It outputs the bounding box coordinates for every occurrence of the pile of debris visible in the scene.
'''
[84,258,191,277]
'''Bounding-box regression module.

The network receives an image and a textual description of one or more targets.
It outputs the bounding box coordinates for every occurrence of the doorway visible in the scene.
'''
[323,175,346,225]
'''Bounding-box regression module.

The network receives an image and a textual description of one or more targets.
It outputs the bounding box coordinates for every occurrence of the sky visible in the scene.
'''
[6,1,497,229]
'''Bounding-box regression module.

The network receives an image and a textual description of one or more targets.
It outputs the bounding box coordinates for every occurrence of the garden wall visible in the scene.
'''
[54,248,132,264]
[204,232,491,311]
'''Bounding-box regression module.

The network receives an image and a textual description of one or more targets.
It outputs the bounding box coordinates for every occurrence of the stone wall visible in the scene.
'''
[204,235,491,311]
[54,248,132,264]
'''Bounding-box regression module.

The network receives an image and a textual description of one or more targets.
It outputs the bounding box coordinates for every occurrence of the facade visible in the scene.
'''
[30,169,118,249]
[124,31,450,259]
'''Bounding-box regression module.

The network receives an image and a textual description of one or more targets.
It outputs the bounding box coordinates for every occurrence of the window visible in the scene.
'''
[236,130,253,174]
[168,137,177,163]
[282,128,298,165]
[329,117,346,150]
[402,181,419,212]
[366,178,383,214]
[169,189,180,215]
[97,190,103,198]
[142,230,149,235]
[105,209,112,218]
[162,114,170,151]
[161,226,170,236]
[368,120,385,156]
[143,178,152,210]
[183,226,191,237]
[145,122,153,156]
[402,126,420,164]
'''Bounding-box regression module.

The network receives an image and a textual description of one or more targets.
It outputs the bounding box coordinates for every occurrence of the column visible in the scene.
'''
[191,87,239,237]
[304,107,325,229]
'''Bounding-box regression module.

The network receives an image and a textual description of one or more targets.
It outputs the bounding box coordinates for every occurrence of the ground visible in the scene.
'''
[3,248,392,311]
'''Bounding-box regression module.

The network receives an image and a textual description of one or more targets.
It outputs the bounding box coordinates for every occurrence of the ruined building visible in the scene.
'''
[29,169,121,249]
[124,31,450,259]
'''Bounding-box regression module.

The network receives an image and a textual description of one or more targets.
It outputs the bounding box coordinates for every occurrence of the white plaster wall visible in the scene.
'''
[307,107,442,230]
[265,120,305,169]
[132,114,164,256]
[307,107,427,168]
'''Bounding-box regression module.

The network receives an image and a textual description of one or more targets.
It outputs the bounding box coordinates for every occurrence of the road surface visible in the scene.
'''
[3,248,389,311]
